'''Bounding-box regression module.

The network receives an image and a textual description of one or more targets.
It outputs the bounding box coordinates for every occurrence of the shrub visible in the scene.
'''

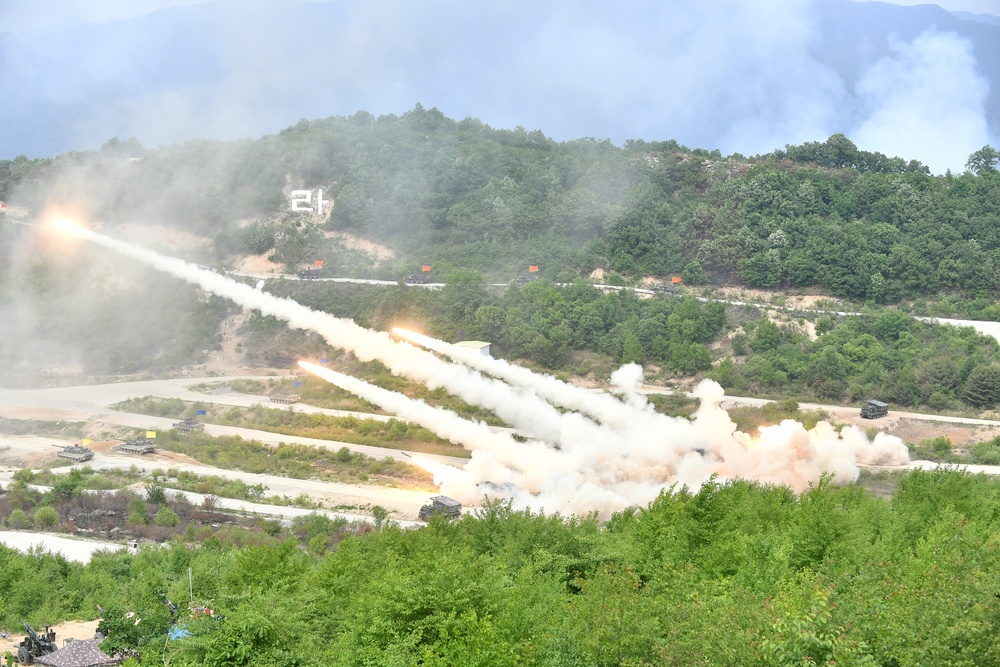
[32,506,59,530]
[154,506,179,528]
[146,484,168,505]
[7,508,30,529]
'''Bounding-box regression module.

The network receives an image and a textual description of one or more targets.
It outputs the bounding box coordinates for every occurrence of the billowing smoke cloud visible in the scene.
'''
[852,30,993,174]
[48,220,612,448]
[54,222,910,518]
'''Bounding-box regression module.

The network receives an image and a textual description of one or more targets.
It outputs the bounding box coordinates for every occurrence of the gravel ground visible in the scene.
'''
[0,530,124,563]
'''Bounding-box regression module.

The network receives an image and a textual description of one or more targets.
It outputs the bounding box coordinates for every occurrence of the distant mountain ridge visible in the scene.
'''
[2,0,998,164]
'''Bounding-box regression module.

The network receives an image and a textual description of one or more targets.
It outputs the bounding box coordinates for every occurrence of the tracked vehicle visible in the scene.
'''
[55,444,94,462]
[860,399,889,419]
[269,392,300,404]
[418,495,462,521]
[172,418,204,432]
[119,438,156,454]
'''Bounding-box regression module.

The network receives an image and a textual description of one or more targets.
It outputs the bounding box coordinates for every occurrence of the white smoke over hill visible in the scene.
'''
[54,221,909,517]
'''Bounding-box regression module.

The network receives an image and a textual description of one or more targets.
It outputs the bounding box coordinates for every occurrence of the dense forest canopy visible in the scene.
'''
[3,469,1000,665]
[2,106,999,301]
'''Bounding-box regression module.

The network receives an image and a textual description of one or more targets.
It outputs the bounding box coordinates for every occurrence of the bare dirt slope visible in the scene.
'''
[0,620,100,654]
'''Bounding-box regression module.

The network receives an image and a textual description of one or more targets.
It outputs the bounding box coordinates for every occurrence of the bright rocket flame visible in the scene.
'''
[410,455,470,485]
[392,327,435,347]
[49,218,88,237]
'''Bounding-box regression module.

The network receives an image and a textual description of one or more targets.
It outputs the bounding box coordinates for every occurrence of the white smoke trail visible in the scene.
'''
[50,220,605,447]
[297,360,560,475]
[393,327,660,429]
[53,221,911,518]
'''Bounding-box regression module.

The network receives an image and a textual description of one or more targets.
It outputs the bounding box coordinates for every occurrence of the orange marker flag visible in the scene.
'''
[671,276,682,283]
[421,265,432,272]
[529,265,539,273]
[315,260,324,267]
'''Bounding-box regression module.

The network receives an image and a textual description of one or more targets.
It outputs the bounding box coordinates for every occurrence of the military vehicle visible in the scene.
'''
[510,275,539,286]
[860,399,889,419]
[14,621,57,664]
[650,283,680,294]
[418,495,462,521]
[269,392,300,404]
[54,444,94,462]
[404,273,431,284]
[297,267,323,279]
[119,438,156,454]
[172,418,204,432]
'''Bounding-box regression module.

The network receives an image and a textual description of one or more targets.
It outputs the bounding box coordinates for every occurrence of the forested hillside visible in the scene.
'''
[0,106,1000,302]
[3,108,1000,411]
[4,106,1000,300]
[3,469,1000,665]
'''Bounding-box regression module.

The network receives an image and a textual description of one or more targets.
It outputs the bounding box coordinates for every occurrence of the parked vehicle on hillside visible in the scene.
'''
[860,399,889,419]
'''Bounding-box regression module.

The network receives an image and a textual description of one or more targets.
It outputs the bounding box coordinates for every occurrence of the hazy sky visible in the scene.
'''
[1,0,998,172]
[2,0,997,31]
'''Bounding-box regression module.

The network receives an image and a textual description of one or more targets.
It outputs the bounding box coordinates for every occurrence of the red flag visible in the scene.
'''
[421,265,432,272]
[314,260,324,267]
[671,276,682,283]
[528,265,539,273]
[0,201,7,211]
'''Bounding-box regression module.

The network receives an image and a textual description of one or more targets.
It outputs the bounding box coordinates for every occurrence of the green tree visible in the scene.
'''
[32,506,59,530]
[681,260,707,285]
[621,331,645,364]
[751,318,781,352]
[154,506,179,528]
[964,365,1000,408]
[966,145,1000,175]
[7,508,30,529]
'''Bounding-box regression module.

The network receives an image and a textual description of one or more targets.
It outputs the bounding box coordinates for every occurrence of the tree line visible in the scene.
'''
[4,108,1000,303]
[2,468,1000,665]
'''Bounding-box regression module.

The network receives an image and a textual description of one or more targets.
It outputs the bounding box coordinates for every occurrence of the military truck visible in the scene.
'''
[55,444,94,462]
[173,418,204,432]
[298,267,323,279]
[860,399,889,419]
[119,438,156,454]
[418,495,462,521]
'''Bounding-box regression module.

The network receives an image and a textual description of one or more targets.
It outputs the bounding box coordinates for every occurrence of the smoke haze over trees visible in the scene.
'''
[3,106,1000,414]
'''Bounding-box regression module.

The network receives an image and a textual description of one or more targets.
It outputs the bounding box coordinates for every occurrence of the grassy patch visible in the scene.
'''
[726,398,828,434]
[112,396,470,458]
[149,429,435,488]
[0,418,87,438]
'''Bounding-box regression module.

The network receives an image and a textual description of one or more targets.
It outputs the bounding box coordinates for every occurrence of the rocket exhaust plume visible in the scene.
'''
[298,360,541,461]
[395,327,660,429]
[50,221,605,447]
[63,224,910,518]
